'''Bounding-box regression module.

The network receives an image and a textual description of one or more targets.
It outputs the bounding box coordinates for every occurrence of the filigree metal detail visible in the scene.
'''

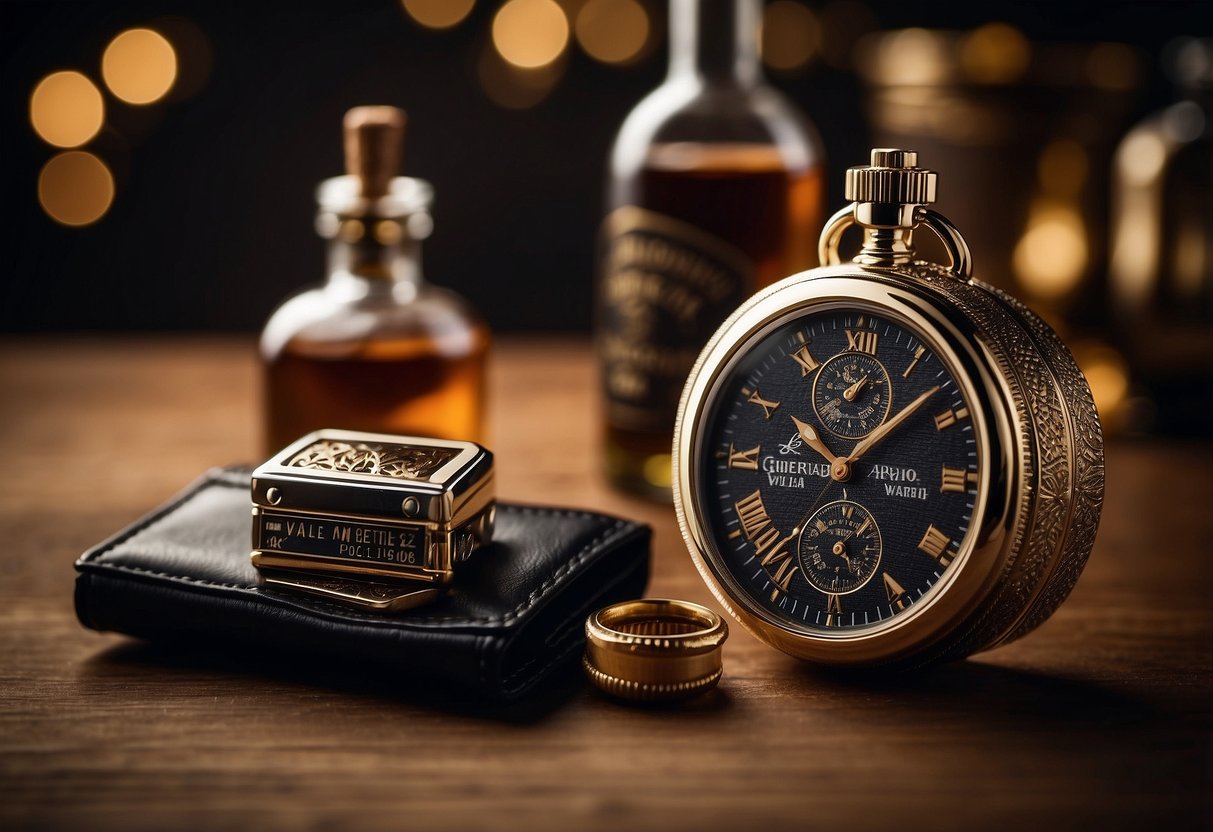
[906,262,1104,663]
[996,287,1104,643]
[287,439,457,480]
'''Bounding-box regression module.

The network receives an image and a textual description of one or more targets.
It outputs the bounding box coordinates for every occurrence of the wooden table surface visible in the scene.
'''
[1,336,1210,831]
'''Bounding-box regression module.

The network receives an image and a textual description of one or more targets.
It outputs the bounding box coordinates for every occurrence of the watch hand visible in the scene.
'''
[837,515,872,546]
[843,385,940,465]
[792,415,853,481]
[831,512,871,573]
[842,374,869,402]
[790,415,840,465]
[831,540,853,568]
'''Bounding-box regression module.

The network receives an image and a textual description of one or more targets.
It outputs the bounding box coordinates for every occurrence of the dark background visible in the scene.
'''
[1,0,1207,333]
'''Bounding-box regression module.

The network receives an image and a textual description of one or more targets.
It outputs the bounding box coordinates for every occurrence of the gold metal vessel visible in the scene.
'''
[251,429,494,612]
[583,599,728,702]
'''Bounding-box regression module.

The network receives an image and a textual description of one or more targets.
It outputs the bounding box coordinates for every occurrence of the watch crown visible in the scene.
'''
[845,148,938,205]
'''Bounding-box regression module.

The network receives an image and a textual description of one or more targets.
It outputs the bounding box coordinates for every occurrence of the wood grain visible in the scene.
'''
[0,336,1209,830]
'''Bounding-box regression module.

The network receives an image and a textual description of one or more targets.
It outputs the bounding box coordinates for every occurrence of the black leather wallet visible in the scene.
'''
[75,467,651,701]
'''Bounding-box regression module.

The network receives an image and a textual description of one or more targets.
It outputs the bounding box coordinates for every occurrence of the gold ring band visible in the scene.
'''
[583,599,728,702]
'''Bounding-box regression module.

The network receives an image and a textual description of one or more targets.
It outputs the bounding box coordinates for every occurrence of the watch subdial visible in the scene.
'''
[797,500,882,595]
[812,352,892,439]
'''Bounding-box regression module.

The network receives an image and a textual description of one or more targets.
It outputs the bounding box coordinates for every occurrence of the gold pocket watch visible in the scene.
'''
[673,149,1104,667]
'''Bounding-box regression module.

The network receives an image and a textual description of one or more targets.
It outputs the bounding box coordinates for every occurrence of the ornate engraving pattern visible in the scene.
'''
[910,265,1039,664]
[996,290,1104,643]
[287,440,457,481]
[307,577,402,600]
[899,262,1103,663]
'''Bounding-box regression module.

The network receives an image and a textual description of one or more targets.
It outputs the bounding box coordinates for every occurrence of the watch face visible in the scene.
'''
[697,305,979,633]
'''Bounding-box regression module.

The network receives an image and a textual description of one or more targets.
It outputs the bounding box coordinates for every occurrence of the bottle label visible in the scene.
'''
[599,206,754,432]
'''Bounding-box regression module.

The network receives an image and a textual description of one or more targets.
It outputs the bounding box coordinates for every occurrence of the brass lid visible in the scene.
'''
[251,429,493,525]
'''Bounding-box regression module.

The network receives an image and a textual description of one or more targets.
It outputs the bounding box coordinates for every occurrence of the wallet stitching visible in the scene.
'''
[82,562,252,591]
[78,473,647,629]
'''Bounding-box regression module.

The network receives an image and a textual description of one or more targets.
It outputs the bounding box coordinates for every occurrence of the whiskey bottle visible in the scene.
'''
[597,0,826,499]
[262,107,488,453]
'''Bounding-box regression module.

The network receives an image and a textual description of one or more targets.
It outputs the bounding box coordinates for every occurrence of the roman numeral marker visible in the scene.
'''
[934,406,970,431]
[726,443,760,470]
[940,465,979,493]
[841,504,854,520]
[918,524,955,567]
[846,329,879,355]
[883,572,909,611]
[759,537,799,601]
[825,593,843,626]
[903,345,926,378]
[741,387,780,419]
[789,344,821,376]
[734,489,772,541]
[751,526,782,556]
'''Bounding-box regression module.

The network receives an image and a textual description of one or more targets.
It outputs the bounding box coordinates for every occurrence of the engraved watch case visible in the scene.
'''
[673,149,1104,667]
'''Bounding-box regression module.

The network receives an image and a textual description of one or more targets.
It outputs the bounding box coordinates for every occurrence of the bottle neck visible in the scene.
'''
[325,228,422,287]
[667,0,761,88]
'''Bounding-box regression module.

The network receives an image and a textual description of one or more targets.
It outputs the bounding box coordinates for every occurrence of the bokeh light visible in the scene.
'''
[102,28,177,105]
[29,71,105,148]
[761,1,820,72]
[575,0,649,65]
[1014,139,1092,300]
[643,453,673,490]
[1118,130,1167,185]
[1013,202,1088,300]
[960,22,1029,84]
[1111,129,1167,305]
[402,0,475,29]
[38,151,115,226]
[493,0,569,69]
[878,28,947,85]
[1072,341,1130,429]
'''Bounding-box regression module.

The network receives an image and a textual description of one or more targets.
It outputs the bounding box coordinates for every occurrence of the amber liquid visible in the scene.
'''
[604,143,824,498]
[264,328,488,454]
